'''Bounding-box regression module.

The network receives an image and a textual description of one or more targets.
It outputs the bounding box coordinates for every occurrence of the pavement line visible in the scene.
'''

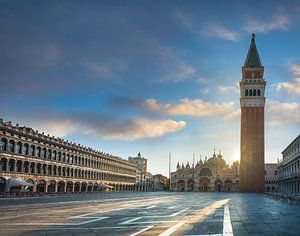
[168,206,176,209]
[184,234,222,236]
[145,205,156,209]
[158,221,186,236]
[119,216,143,225]
[5,217,110,226]
[129,225,154,236]
[223,203,233,236]
[170,207,190,217]
[125,220,179,225]
[77,216,110,225]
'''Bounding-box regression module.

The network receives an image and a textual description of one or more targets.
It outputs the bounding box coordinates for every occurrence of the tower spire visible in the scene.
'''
[244,33,262,67]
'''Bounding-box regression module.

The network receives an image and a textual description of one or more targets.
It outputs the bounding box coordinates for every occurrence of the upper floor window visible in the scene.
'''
[23,143,29,155]
[0,138,7,151]
[245,89,248,96]
[257,89,261,96]
[36,147,41,157]
[8,140,15,153]
[30,145,35,156]
[16,142,22,154]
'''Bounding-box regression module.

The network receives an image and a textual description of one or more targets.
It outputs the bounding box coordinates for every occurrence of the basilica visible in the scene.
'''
[171,151,239,192]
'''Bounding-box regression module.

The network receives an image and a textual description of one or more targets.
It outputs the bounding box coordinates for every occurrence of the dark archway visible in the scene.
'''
[36,180,46,192]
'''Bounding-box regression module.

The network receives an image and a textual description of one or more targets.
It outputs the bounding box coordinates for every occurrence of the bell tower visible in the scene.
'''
[240,33,266,192]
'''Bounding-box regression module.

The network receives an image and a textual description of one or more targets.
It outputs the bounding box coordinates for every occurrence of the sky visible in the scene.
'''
[0,0,300,176]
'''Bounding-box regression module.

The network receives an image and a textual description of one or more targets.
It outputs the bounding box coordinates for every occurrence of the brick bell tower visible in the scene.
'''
[240,33,266,192]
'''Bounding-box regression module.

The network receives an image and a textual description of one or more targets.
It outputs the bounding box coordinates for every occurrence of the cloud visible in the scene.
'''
[141,98,235,117]
[245,13,290,33]
[224,109,240,121]
[267,100,300,126]
[217,86,239,94]
[99,118,186,140]
[202,22,239,42]
[20,113,186,141]
[161,62,197,83]
[276,64,300,95]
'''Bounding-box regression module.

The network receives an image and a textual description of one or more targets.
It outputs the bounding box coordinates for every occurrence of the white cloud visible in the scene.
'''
[171,63,197,82]
[30,119,79,137]
[202,22,239,42]
[224,109,240,121]
[245,13,290,33]
[290,64,300,76]
[99,118,186,140]
[30,115,186,141]
[267,100,300,126]
[217,86,239,94]
[276,64,300,95]
[142,98,235,117]
[161,62,197,83]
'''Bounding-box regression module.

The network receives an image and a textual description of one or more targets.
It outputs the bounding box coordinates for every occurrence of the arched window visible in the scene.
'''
[253,89,256,96]
[257,89,261,96]
[8,140,15,153]
[30,145,35,156]
[0,138,7,151]
[47,149,52,160]
[63,153,66,162]
[58,152,61,161]
[42,148,47,158]
[249,89,253,96]
[36,147,41,157]
[245,89,248,96]
[52,150,57,160]
[23,143,29,155]
[16,142,22,154]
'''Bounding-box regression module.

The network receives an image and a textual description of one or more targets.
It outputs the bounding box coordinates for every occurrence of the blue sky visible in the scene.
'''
[1,0,300,175]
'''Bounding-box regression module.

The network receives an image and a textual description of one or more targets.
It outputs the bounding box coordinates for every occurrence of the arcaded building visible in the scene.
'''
[171,151,239,192]
[277,134,300,194]
[240,33,266,192]
[0,119,137,193]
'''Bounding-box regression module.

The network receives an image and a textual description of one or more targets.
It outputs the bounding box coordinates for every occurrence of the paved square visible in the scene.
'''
[0,192,299,235]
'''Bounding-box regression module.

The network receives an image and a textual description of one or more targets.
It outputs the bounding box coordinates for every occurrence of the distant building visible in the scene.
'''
[264,163,278,192]
[128,153,151,191]
[240,33,266,192]
[277,134,300,194]
[151,174,168,191]
[171,151,239,192]
[0,119,137,193]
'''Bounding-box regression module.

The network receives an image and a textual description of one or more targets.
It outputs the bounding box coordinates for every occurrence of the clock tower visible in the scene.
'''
[240,33,266,192]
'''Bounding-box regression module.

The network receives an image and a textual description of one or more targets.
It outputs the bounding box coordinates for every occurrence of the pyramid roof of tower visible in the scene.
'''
[244,33,262,67]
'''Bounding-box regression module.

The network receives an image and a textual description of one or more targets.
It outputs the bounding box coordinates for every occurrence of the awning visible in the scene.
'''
[99,183,114,189]
[6,178,34,187]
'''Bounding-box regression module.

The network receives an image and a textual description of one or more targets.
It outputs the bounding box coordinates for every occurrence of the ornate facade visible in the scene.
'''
[240,33,266,192]
[171,152,239,192]
[277,134,300,194]
[0,119,137,193]
[264,163,278,192]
